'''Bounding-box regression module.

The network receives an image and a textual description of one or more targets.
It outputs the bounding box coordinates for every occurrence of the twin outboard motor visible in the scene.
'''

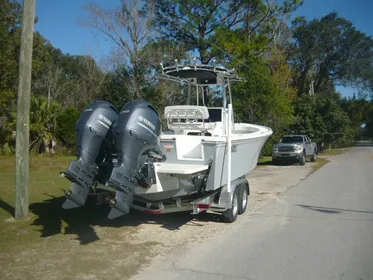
[62,100,118,210]
[62,99,164,219]
[106,100,161,219]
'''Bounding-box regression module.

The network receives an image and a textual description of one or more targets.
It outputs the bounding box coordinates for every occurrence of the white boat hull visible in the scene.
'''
[135,122,272,200]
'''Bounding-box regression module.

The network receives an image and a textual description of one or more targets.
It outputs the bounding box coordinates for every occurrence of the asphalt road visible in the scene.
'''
[132,146,373,280]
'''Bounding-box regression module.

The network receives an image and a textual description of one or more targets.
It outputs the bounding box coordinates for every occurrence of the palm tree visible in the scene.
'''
[8,96,61,154]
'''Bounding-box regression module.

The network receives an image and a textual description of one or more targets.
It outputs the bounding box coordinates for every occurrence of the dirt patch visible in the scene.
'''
[247,163,314,212]
[0,222,161,280]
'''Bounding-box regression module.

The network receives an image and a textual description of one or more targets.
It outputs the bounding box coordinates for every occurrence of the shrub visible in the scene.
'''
[55,107,80,151]
[1,143,14,155]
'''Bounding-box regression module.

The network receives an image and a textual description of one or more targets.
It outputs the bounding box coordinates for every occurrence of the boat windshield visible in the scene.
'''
[280,136,303,144]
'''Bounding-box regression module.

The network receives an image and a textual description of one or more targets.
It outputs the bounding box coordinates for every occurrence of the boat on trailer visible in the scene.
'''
[61,60,273,222]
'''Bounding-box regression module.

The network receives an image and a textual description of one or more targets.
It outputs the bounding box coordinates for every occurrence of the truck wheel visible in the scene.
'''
[238,183,249,215]
[299,152,306,165]
[223,187,239,223]
[311,150,317,162]
[272,157,279,165]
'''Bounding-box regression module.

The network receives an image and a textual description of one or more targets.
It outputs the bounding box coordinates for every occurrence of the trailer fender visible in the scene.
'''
[217,176,247,209]
[245,180,250,196]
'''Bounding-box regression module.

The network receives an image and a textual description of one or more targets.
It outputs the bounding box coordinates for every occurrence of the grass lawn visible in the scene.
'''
[257,156,273,165]
[0,156,74,251]
[311,157,330,171]
[257,155,320,166]
[320,148,347,156]
[0,155,160,280]
[257,148,347,167]
[308,148,347,171]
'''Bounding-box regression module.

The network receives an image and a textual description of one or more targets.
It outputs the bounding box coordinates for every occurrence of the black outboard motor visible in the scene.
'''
[62,100,118,209]
[106,100,161,219]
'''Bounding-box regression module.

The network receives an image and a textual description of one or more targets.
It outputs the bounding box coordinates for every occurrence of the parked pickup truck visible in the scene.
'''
[272,135,317,165]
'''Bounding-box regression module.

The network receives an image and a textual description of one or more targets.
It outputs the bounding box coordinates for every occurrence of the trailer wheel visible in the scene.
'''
[238,183,249,215]
[222,187,239,223]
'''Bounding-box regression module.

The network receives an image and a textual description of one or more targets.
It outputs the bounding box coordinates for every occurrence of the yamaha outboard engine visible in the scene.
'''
[106,100,162,219]
[62,100,118,209]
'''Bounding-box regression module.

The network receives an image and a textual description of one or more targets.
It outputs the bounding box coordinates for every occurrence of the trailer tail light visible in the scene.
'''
[196,204,210,209]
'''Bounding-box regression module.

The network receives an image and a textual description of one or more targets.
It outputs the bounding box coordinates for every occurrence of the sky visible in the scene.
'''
[33,0,373,98]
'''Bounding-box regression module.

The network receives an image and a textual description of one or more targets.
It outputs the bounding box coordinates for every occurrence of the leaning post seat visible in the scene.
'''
[164,105,216,133]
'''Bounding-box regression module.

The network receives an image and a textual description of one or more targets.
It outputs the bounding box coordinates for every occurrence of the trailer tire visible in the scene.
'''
[222,187,239,223]
[238,183,249,215]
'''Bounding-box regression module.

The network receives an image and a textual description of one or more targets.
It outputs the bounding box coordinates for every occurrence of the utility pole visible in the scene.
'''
[15,0,36,220]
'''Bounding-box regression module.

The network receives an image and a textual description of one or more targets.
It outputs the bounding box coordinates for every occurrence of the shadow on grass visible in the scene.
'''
[29,194,222,245]
[257,156,303,167]
[258,160,301,167]
[0,199,15,217]
[257,159,273,166]
[273,161,303,166]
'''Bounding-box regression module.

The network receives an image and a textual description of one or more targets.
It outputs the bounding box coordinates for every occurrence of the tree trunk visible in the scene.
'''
[47,88,50,109]
[50,139,56,155]
[43,137,50,154]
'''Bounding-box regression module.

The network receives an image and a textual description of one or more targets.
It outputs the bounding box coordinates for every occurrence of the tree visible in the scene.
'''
[44,54,106,109]
[363,103,373,139]
[291,93,353,148]
[31,32,55,81]
[75,55,106,105]
[151,0,302,63]
[289,12,373,95]
[0,0,22,112]
[8,96,61,154]
[151,0,244,63]
[290,94,326,144]
[33,65,65,108]
[230,53,294,155]
[99,64,132,109]
[55,107,81,152]
[323,101,352,148]
[339,95,369,128]
[339,95,373,141]
[83,0,156,99]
